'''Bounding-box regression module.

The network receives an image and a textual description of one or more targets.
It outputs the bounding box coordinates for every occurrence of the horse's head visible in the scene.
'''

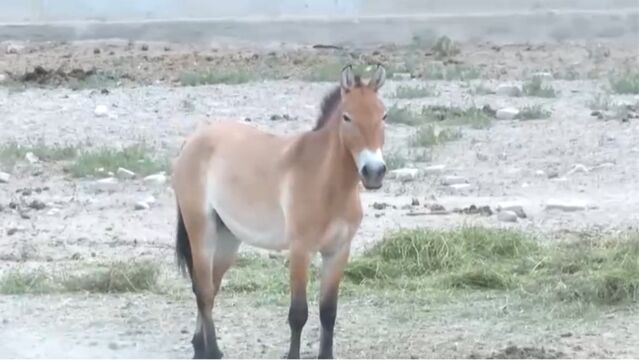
[338,64,387,190]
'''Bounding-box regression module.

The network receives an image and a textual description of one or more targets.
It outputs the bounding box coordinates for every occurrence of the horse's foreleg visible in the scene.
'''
[287,246,310,359]
[318,245,350,359]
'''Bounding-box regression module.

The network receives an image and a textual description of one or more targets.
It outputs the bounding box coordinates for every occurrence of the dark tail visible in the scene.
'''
[175,205,193,279]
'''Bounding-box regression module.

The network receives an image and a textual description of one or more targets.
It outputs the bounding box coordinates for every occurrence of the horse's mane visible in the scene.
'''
[312,76,363,131]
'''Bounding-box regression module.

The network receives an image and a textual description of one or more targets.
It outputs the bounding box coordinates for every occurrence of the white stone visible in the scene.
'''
[449,183,471,190]
[0,171,9,183]
[535,170,546,176]
[142,195,156,205]
[388,168,420,182]
[116,167,136,179]
[0,73,7,83]
[498,211,518,223]
[392,72,412,80]
[497,203,527,218]
[25,152,39,164]
[94,105,109,117]
[545,199,587,212]
[143,173,167,185]
[423,164,446,174]
[93,177,118,192]
[441,175,468,186]
[567,164,590,174]
[134,201,150,210]
[496,107,520,120]
[496,84,522,97]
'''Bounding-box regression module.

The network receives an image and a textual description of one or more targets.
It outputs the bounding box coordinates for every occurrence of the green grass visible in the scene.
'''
[302,62,378,82]
[384,151,407,170]
[588,93,614,110]
[422,63,481,81]
[432,36,460,59]
[421,105,493,129]
[70,144,167,178]
[0,141,77,166]
[385,105,422,126]
[0,260,160,294]
[515,105,552,120]
[410,125,462,147]
[180,69,256,85]
[393,85,438,99]
[523,76,557,98]
[610,71,639,94]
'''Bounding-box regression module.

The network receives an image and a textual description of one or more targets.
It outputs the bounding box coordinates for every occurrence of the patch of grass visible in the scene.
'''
[421,105,493,129]
[303,62,377,82]
[432,36,461,59]
[393,85,438,99]
[588,93,614,110]
[70,144,167,178]
[385,105,422,126]
[0,261,160,294]
[523,76,557,98]
[384,151,407,170]
[0,141,77,166]
[422,64,481,81]
[410,125,461,147]
[344,227,639,306]
[515,105,552,120]
[610,71,639,94]
[179,69,255,85]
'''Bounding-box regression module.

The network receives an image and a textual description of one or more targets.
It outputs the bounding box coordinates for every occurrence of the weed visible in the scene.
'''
[0,141,77,167]
[70,144,167,178]
[610,71,639,94]
[385,105,422,126]
[523,76,557,98]
[410,125,461,147]
[393,85,438,99]
[432,36,461,59]
[515,105,552,120]
[180,69,255,86]
[588,93,614,110]
[421,105,492,129]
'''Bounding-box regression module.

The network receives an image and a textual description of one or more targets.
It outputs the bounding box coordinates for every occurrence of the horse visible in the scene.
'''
[171,64,388,359]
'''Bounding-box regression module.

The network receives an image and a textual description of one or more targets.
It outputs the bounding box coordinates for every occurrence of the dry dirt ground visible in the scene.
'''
[1,38,639,358]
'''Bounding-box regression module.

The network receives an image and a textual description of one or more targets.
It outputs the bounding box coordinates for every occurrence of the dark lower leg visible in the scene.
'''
[318,247,349,359]
[287,250,310,359]
[318,294,337,359]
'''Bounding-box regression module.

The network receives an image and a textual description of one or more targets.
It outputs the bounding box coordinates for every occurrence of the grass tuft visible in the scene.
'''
[70,144,167,178]
[393,85,438,99]
[180,69,255,85]
[385,105,422,126]
[421,105,493,129]
[523,76,557,98]
[515,105,552,120]
[609,71,639,94]
[410,125,462,147]
[0,141,77,166]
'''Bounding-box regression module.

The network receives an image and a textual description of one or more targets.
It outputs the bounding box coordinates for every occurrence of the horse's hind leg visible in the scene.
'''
[182,208,225,359]
[190,214,240,359]
[318,245,350,359]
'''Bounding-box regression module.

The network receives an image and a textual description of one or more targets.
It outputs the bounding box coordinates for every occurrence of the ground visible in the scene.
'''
[0,37,638,358]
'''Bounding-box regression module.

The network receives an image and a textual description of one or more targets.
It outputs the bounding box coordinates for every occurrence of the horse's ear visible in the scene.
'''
[340,64,356,92]
[368,64,386,92]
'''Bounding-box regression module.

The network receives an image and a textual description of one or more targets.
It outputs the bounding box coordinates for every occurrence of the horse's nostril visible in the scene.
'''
[380,164,387,175]
[361,165,370,178]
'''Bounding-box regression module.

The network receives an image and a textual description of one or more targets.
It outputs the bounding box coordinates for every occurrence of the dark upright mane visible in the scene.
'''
[312,75,363,131]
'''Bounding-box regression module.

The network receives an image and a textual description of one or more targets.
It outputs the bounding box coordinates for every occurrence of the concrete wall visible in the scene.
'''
[2,0,638,23]
[0,0,637,45]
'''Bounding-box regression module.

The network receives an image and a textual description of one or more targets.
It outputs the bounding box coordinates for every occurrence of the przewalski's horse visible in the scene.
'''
[172,64,388,359]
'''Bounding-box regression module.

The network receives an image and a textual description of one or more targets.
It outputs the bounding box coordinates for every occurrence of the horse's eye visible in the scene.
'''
[342,113,352,122]
[382,113,388,121]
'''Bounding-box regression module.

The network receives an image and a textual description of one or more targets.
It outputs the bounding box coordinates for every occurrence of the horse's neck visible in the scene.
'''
[311,126,359,191]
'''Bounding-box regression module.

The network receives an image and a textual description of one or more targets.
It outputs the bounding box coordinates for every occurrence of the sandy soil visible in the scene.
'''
[1,39,639,358]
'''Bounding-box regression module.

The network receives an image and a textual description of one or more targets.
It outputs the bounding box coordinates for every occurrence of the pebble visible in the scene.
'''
[143,173,167,185]
[392,72,412,80]
[498,204,527,218]
[388,168,419,182]
[441,175,468,186]
[93,177,119,192]
[25,152,39,164]
[116,167,136,179]
[449,183,471,190]
[28,199,46,210]
[94,105,109,117]
[411,198,420,206]
[372,202,389,210]
[545,199,587,212]
[423,164,446,174]
[496,107,520,120]
[496,84,522,97]
[0,171,9,183]
[134,201,150,210]
[498,210,518,223]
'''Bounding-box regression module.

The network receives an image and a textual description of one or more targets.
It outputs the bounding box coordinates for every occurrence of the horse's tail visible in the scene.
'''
[175,204,193,279]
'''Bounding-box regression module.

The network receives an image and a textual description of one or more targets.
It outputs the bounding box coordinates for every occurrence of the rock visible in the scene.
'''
[496,84,522,97]
[449,183,471,190]
[143,195,156,205]
[535,170,546,177]
[532,72,554,81]
[423,164,446,174]
[7,228,18,236]
[372,202,389,210]
[388,168,420,182]
[0,73,7,83]
[411,198,420,206]
[498,210,518,223]
[28,199,46,210]
[567,164,589,174]
[134,201,150,210]
[0,171,9,183]
[392,72,412,80]
[143,173,167,185]
[94,105,109,117]
[93,177,119,192]
[496,107,520,120]
[498,204,527,218]
[441,175,468,186]
[25,152,39,164]
[545,199,587,212]
[116,167,136,179]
